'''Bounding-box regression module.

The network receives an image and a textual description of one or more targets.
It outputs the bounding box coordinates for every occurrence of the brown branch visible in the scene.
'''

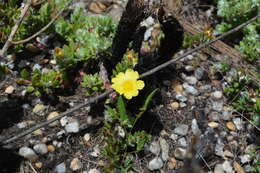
[0,0,32,57]
[1,14,259,146]
[12,0,72,45]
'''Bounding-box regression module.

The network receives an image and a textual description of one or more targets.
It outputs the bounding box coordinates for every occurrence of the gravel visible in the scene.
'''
[148,157,164,170]
[173,124,189,136]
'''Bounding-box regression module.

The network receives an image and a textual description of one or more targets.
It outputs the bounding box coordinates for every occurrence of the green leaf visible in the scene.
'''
[136,89,158,118]
[26,86,35,93]
[117,96,128,122]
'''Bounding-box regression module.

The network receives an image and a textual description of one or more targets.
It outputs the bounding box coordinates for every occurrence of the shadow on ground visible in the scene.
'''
[0,97,25,173]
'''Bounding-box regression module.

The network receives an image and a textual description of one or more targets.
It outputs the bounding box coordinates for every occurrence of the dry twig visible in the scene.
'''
[1,14,259,146]
[0,0,32,57]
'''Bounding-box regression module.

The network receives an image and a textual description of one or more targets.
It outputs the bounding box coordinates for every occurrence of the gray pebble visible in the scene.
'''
[174,124,189,136]
[159,137,169,161]
[33,143,48,155]
[175,94,187,102]
[148,157,163,170]
[194,68,206,80]
[149,141,160,155]
[19,146,38,161]
[183,83,199,95]
[174,147,187,160]
[55,162,66,173]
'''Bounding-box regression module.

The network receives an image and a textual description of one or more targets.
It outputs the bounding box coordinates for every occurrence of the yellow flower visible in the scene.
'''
[111,69,145,99]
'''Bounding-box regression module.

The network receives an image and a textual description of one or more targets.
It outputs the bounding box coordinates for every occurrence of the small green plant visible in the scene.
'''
[81,73,104,96]
[224,71,260,114]
[215,0,260,62]
[0,0,53,51]
[182,32,212,48]
[214,62,230,73]
[21,69,67,96]
[54,7,117,69]
[248,146,260,173]
[112,49,139,77]
[102,90,157,172]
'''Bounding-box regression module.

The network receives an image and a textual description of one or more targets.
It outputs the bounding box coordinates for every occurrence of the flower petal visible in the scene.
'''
[125,69,139,80]
[136,80,145,90]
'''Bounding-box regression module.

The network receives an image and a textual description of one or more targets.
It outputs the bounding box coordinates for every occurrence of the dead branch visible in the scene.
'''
[0,0,32,58]
[1,14,259,146]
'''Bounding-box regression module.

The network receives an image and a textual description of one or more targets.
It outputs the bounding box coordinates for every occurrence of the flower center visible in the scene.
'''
[122,80,134,92]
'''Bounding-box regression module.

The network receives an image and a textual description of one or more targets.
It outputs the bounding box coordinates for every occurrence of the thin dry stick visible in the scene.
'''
[235,111,260,132]
[12,0,73,45]
[1,14,259,146]
[0,0,32,57]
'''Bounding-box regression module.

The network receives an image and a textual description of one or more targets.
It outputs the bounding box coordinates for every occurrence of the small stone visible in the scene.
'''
[90,146,100,157]
[174,148,187,160]
[47,145,55,152]
[17,122,27,129]
[88,1,107,14]
[175,94,187,102]
[65,118,79,133]
[177,137,187,147]
[211,91,223,99]
[226,122,236,131]
[194,68,206,80]
[185,65,195,72]
[185,76,197,85]
[116,125,125,138]
[88,169,101,173]
[70,158,82,171]
[183,83,199,95]
[233,161,245,173]
[244,165,252,172]
[148,157,163,170]
[149,141,160,155]
[223,150,234,158]
[199,85,212,92]
[191,119,201,135]
[239,154,251,164]
[212,101,223,111]
[55,162,66,173]
[5,85,15,94]
[83,133,91,142]
[167,157,177,169]
[233,118,243,130]
[57,130,65,138]
[209,112,220,121]
[214,164,224,173]
[19,146,38,161]
[159,138,169,161]
[50,59,57,65]
[60,116,69,126]
[171,102,179,109]
[33,129,43,136]
[47,112,59,126]
[35,162,43,169]
[222,161,234,173]
[208,122,219,128]
[169,134,178,141]
[33,143,48,155]
[33,104,45,113]
[173,84,184,94]
[215,139,224,157]
[179,102,187,108]
[174,124,189,136]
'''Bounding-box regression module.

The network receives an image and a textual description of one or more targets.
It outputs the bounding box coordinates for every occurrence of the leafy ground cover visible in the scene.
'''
[0,0,259,173]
